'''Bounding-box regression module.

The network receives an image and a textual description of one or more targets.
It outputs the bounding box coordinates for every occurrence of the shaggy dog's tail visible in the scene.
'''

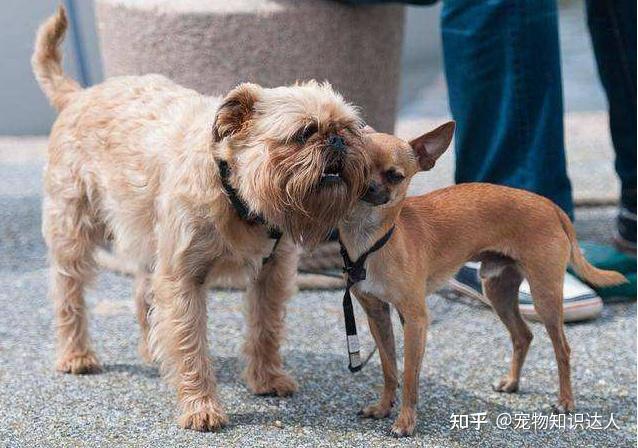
[556,207,628,287]
[32,6,81,111]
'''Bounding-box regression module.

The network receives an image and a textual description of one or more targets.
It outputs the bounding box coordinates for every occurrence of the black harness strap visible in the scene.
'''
[339,226,395,372]
[262,236,282,265]
[217,159,282,263]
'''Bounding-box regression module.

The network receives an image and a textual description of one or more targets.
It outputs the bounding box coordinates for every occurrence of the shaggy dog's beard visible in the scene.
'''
[252,140,369,247]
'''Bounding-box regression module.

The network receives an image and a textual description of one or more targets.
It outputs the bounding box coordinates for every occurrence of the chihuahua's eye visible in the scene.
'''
[294,123,318,144]
[385,169,405,184]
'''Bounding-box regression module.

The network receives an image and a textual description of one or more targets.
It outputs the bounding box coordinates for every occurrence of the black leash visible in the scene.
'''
[217,159,282,263]
[339,226,395,372]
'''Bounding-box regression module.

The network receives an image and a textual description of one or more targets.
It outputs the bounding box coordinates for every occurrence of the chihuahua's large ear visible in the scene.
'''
[212,83,261,142]
[409,121,455,171]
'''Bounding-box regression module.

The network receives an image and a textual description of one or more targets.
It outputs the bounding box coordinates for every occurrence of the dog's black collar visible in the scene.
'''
[338,225,395,372]
[339,226,395,287]
[216,159,282,262]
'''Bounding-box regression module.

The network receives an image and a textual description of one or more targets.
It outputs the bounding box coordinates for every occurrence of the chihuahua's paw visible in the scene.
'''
[358,401,393,419]
[492,377,519,393]
[551,398,575,414]
[179,398,228,432]
[390,409,416,438]
[247,370,298,397]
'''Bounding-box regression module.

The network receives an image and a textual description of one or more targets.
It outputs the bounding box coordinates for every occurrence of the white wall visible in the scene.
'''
[0,0,102,135]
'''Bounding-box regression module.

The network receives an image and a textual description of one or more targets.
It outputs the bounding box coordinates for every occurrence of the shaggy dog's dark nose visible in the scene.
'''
[326,134,346,153]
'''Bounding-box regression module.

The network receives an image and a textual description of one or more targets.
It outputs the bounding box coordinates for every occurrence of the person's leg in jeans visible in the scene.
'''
[441,0,610,319]
[441,0,574,218]
[586,0,637,251]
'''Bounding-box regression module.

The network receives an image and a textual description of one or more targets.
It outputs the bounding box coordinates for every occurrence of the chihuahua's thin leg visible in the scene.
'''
[527,270,574,413]
[356,294,398,419]
[482,265,533,393]
[391,299,428,437]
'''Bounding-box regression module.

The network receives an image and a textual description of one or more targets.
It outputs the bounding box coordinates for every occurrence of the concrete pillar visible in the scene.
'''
[95,0,404,132]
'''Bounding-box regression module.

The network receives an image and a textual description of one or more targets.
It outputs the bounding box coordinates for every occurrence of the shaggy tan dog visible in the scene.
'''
[33,7,368,431]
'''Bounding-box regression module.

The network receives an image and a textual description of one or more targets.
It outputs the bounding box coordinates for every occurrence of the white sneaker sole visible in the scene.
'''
[448,279,603,323]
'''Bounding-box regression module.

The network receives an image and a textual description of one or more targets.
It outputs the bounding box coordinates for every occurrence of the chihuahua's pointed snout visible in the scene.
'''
[362,180,390,205]
[327,134,346,153]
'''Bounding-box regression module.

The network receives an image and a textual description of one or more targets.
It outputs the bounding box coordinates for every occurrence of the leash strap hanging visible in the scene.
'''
[343,286,362,372]
[339,226,395,373]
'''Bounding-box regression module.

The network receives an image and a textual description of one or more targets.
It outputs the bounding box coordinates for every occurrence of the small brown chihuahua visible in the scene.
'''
[338,122,627,437]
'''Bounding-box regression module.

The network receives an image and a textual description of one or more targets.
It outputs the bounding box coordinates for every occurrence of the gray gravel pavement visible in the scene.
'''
[0,152,635,447]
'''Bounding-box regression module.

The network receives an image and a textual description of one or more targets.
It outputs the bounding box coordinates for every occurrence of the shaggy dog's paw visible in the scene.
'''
[358,402,393,419]
[247,371,298,397]
[492,377,519,393]
[390,410,416,438]
[179,399,228,432]
[57,352,101,374]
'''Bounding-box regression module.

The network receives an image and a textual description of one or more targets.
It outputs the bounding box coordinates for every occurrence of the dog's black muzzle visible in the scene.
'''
[326,134,347,154]
[321,133,347,186]
[362,180,390,205]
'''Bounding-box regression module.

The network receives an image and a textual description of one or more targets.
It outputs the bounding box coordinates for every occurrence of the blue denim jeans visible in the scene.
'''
[441,0,574,216]
[337,0,636,216]
[442,0,636,217]
[585,0,636,213]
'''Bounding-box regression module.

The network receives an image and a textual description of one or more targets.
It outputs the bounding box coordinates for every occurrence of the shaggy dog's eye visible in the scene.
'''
[294,123,318,144]
[385,169,405,184]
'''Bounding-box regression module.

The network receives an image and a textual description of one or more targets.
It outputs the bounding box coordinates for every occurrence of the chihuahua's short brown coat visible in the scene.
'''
[338,123,626,437]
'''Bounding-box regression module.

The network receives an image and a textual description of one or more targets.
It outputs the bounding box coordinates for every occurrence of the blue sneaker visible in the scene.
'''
[449,262,603,322]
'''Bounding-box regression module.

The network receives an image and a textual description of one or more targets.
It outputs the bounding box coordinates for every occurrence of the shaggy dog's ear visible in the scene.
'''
[212,83,261,142]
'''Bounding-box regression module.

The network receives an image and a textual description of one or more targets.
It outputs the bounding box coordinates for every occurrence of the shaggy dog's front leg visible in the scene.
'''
[151,270,226,431]
[132,271,154,363]
[242,237,299,397]
[149,223,226,432]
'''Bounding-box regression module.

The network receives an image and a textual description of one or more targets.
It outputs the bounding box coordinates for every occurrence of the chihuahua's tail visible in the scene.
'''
[556,207,628,287]
[32,6,81,111]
